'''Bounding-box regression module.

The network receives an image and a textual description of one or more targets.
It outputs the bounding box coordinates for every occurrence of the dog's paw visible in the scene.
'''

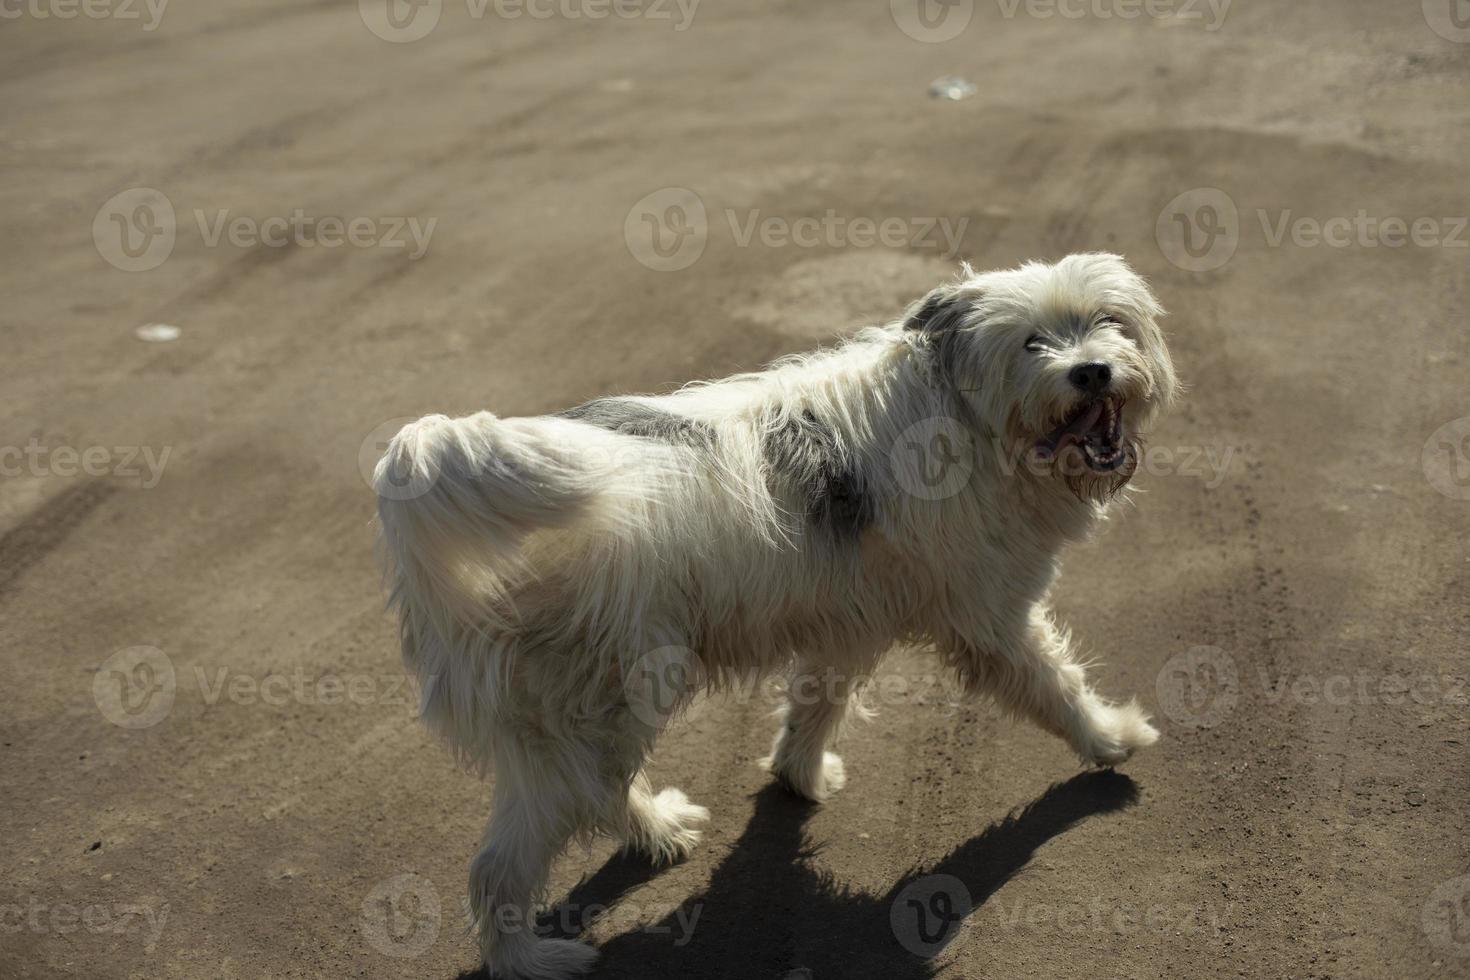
[1080,699,1159,767]
[763,750,847,802]
[626,787,709,866]
[485,937,598,980]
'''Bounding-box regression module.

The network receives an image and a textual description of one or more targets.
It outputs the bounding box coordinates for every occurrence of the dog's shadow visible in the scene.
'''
[453,769,1139,980]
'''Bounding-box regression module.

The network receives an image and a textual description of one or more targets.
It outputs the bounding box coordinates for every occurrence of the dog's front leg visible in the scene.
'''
[762,656,873,801]
[947,606,1159,766]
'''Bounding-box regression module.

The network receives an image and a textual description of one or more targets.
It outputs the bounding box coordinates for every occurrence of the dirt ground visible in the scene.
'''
[3,1,1469,978]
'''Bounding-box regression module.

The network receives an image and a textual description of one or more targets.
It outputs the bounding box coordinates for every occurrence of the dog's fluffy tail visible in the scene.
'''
[373,411,654,636]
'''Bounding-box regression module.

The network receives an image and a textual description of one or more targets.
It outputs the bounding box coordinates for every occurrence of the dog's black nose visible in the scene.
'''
[1068,361,1112,394]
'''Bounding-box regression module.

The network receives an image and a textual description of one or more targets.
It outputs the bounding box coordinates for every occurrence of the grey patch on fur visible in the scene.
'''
[762,409,873,540]
[904,290,953,333]
[558,398,712,447]
[903,287,973,334]
[904,288,973,390]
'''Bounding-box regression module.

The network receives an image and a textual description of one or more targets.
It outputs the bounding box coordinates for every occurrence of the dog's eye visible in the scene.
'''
[1024,334,1046,353]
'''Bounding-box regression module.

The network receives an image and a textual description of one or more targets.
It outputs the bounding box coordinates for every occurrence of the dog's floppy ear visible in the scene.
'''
[902,287,970,335]
[903,286,981,396]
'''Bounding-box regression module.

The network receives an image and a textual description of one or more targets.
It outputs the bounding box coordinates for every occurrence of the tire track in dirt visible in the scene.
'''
[0,481,118,601]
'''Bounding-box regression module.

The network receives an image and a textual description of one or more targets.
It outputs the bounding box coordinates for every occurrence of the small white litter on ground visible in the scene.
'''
[135,323,181,342]
[928,76,977,100]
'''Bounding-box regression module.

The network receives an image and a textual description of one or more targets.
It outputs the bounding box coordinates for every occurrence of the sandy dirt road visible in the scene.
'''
[3,1,1469,977]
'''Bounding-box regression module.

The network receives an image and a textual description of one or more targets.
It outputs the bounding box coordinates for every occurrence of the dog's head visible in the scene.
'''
[905,253,1177,499]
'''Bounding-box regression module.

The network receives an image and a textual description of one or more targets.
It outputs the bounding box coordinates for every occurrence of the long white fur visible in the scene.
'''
[373,253,1178,978]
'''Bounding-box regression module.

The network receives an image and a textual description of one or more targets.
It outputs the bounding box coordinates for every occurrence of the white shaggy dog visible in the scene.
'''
[374,253,1177,978]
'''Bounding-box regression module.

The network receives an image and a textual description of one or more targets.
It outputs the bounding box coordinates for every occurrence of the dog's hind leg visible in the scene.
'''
[762,657,869,802]
[469,749,600,980]
[618,770,709,865]
[950,607,1159,767]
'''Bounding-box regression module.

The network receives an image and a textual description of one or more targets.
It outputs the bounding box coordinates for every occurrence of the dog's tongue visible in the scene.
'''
[1037,400,1104,455]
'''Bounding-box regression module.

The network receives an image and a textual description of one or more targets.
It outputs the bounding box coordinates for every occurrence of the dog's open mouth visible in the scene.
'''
[1037,396,1129,472]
